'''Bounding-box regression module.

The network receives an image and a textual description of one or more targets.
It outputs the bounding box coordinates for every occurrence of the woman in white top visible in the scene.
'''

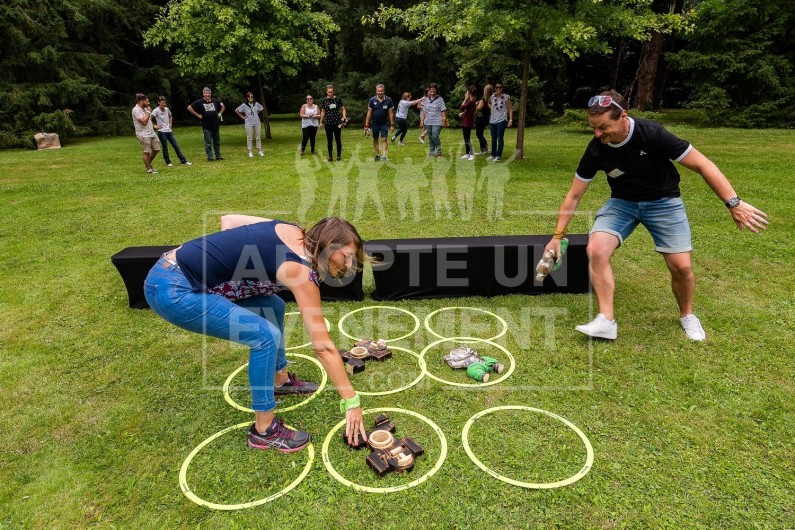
[235,92,264,157]
[391,92,422,145]
[488,82,513,161]
[299,94,320,155]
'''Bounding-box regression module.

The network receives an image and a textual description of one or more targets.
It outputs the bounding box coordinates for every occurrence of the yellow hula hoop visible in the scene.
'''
[424,306,508,342]
[355,346,427,397]
[285,312,331,351]
[321,407,448,493]
[461,405,594,489]
[337,306,420,343]
[178,422,314,510]
[420,337,515,388]
[223,353,328,413]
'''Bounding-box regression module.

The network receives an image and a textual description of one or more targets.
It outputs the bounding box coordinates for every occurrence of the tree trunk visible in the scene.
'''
[652,0,685,109]
[515,31,532,161]
[554,60,566,114]
[609,37,624,90]
[634,32,664,110]
[257,73,272,140]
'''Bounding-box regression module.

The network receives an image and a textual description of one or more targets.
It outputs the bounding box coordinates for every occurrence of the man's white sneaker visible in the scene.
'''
[575,314,617,340]
[166,163,173,167]
[680,314,706,341]
[461,154,469,159]
[467,154,475,161]
[248,151,254,158]
[259,151,264,157]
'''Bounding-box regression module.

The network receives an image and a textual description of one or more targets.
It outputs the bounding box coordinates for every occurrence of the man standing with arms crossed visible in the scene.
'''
[131,93,161,174]
[545,90,768,341]
[188,87,225,162]
[364,84,395,162]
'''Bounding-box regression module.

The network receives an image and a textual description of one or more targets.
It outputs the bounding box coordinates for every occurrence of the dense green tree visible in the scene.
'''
[667,0,795,126]
[0,0,166,147]
[368,0,691,158]
[145,0,338,138]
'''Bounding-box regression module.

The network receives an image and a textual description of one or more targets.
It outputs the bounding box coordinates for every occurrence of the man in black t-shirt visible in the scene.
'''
[545,90,768,341]
[188,87,226,162]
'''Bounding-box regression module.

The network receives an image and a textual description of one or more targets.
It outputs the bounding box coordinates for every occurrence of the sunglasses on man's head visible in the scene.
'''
[588,95,625,112]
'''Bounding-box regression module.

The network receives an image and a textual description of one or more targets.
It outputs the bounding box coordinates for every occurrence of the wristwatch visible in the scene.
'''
[725,196,741,208]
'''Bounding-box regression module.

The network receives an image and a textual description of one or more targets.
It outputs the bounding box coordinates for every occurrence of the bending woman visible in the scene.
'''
[144,216,367,451]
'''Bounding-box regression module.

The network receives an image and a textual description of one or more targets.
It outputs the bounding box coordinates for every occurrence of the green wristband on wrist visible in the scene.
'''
[339,393,360,414]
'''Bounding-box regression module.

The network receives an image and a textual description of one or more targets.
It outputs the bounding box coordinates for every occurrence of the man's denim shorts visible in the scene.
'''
[591,196,692,253]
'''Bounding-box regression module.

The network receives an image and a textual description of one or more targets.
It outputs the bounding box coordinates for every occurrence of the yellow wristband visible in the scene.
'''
[552,229,566,240]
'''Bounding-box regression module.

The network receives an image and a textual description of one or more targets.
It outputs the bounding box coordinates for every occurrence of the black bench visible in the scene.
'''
[365,234,589,300]
[111,246,364,309]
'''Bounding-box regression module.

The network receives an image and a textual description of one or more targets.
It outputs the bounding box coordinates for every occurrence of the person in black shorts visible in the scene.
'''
[544,90,768,342]
[319,85,347,161]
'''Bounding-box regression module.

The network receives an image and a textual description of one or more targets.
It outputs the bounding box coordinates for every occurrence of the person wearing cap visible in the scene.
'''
[188,87,225,162]
[131,93,161,174]
[544,90,768,342]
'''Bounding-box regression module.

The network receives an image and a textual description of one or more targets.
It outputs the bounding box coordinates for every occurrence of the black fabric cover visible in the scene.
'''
[366,234,590,300]
[111,246,363,309]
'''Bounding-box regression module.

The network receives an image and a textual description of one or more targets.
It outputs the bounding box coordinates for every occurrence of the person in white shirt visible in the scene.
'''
[151,96,191,167]
[131,93,161,174]
[235,92,265,157]
[299,94,320,155]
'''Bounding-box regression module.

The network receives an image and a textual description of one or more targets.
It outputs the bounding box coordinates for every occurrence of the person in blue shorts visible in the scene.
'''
[364,84,395,161]
[144,216,367,451]
[544,90,768,342]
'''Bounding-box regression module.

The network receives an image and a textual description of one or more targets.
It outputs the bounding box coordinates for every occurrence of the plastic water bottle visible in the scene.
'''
[535,238,569,282]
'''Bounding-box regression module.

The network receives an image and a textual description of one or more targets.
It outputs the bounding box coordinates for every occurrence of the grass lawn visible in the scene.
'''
[1,118,793,529]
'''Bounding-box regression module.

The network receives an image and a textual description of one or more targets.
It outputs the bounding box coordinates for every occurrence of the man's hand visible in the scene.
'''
[544,237,563,256]
[730,201,768,233]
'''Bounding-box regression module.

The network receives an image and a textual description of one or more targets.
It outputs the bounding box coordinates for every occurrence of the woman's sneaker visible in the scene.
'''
[274,372,319,395]
[247,418,311,453]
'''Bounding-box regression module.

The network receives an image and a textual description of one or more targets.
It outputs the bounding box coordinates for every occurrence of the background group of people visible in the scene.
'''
[132,82,517,173]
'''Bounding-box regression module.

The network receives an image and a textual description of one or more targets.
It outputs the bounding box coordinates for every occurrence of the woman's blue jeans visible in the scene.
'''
[490,120,508,158]
[426,124,442,155]
[144,258,286,412]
